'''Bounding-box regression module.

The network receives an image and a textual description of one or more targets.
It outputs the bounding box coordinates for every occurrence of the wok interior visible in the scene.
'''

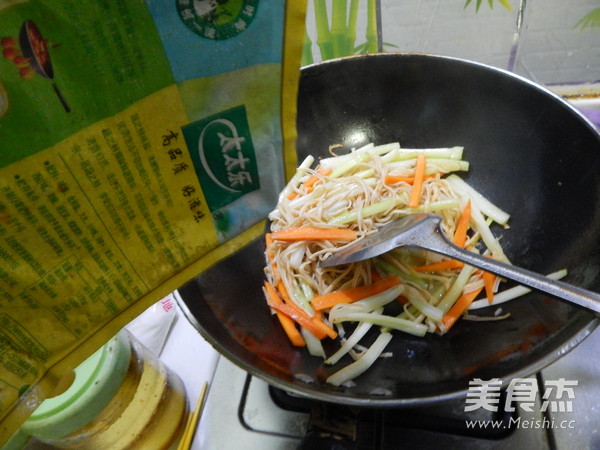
[178,54,600,405]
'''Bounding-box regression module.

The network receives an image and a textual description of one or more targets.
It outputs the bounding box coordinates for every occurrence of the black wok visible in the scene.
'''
[19,20,70,113]
[177,54,600,406]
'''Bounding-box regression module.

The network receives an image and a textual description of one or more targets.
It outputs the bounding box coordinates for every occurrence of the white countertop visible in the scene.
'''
[138,292,599,450]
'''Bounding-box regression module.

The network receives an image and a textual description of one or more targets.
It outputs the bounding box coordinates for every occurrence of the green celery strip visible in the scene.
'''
[301,328,326,358]
[446,174,510,225]
[324,308,382,365]
[279,155,314,202]
[329,151,371,178]
[320,142,397,169]
[403,286,444,322]
[469,269,568,310]
[400,198,461,214]
[327,332,393,386]
[382,146,464,163]
[436,265,477,313]
[331,313,428,336]
[375,258,429,290]
[327,197,397,225]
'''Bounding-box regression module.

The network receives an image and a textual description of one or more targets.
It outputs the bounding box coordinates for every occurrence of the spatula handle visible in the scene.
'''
[426,233,600,315]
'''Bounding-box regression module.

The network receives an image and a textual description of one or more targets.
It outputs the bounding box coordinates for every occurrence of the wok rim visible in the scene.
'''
[176,52,600,406]
[175,288,598,407]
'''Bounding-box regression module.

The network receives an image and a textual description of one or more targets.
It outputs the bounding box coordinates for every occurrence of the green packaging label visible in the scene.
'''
[183,105,260,212]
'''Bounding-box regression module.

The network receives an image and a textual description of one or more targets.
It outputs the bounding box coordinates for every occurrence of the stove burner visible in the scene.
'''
[263,383,518,449]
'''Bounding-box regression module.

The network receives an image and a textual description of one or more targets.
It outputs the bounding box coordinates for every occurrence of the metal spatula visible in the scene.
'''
[321,213,600,314]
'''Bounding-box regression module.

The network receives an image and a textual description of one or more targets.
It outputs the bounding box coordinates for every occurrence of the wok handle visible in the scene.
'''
[425,231,600,315]
[52,83,71,113]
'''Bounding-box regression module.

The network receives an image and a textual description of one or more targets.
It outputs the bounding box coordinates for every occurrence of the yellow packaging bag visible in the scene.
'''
[0,0,307,442]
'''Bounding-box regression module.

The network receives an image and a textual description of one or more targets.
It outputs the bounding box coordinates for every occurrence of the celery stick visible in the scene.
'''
[327,197,397,225]
[375,258,429,290]
[327,332,393,386]
[328,285,404,324]
[398,198,461,214]
[320,142,397,169]
[279,155,314,202]
[436,265,477,313]
[330,152,371,178]
[468,269,568,310]
[302,329,326,358]
[382,146,464,163]
[386,159,469,174]
[325,309,382,365]
[469,201,509,262]
[403,286,444,322]
[292,281,315,316]
[447,175,510,225]
[354,168,376,179]
[331,313,428,336]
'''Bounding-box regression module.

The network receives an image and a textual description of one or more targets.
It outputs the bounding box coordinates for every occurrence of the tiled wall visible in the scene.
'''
[304,0,600,86]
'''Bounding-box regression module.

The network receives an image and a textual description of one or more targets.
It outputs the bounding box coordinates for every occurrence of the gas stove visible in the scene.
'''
[193,324,600,449]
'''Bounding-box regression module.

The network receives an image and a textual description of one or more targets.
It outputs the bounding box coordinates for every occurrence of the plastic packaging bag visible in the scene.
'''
[0,0,307,442]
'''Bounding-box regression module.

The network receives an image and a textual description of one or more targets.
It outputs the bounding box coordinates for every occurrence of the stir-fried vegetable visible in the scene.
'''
[263,141,565,386]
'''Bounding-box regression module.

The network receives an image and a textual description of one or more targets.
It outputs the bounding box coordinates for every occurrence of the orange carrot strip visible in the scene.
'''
[266,282,337,339]
[287,167,332,200]
[482,271,496,304]
[265,233,274,248]
[276,280,292,303]
[277,283,337,339]
[303,167,332,191]
[311,316,338,339]
[452,200,472,247]
[408,153,426,208]
[268,302,330,339]
[264,282,328,339]
[311,276,400,311]
[270,227,357,242]
[413,260,464,272]
[384,173,438,185]
[263,282,305,346]
[440,287,484,332]
[276,312,306,346]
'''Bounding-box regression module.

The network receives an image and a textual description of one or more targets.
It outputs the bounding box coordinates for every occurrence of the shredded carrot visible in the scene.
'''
[311,276,400,311]
[270,227,358,242]
[452,200,471,247]
[287,167,332,200]
[384,173,438,185]
[303,167,332,192]
[276,280,292,303]
[408,153,427,208]
[482,271,496,304]
[440,286,484,332]
[265,282,327,339]
[413,259,464,272]
[263,282,305,346]
[265,282,337,340]
[265,233,275,262]
[276,282,337,339]
[310,316,338,339]
[265,233,274,248]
